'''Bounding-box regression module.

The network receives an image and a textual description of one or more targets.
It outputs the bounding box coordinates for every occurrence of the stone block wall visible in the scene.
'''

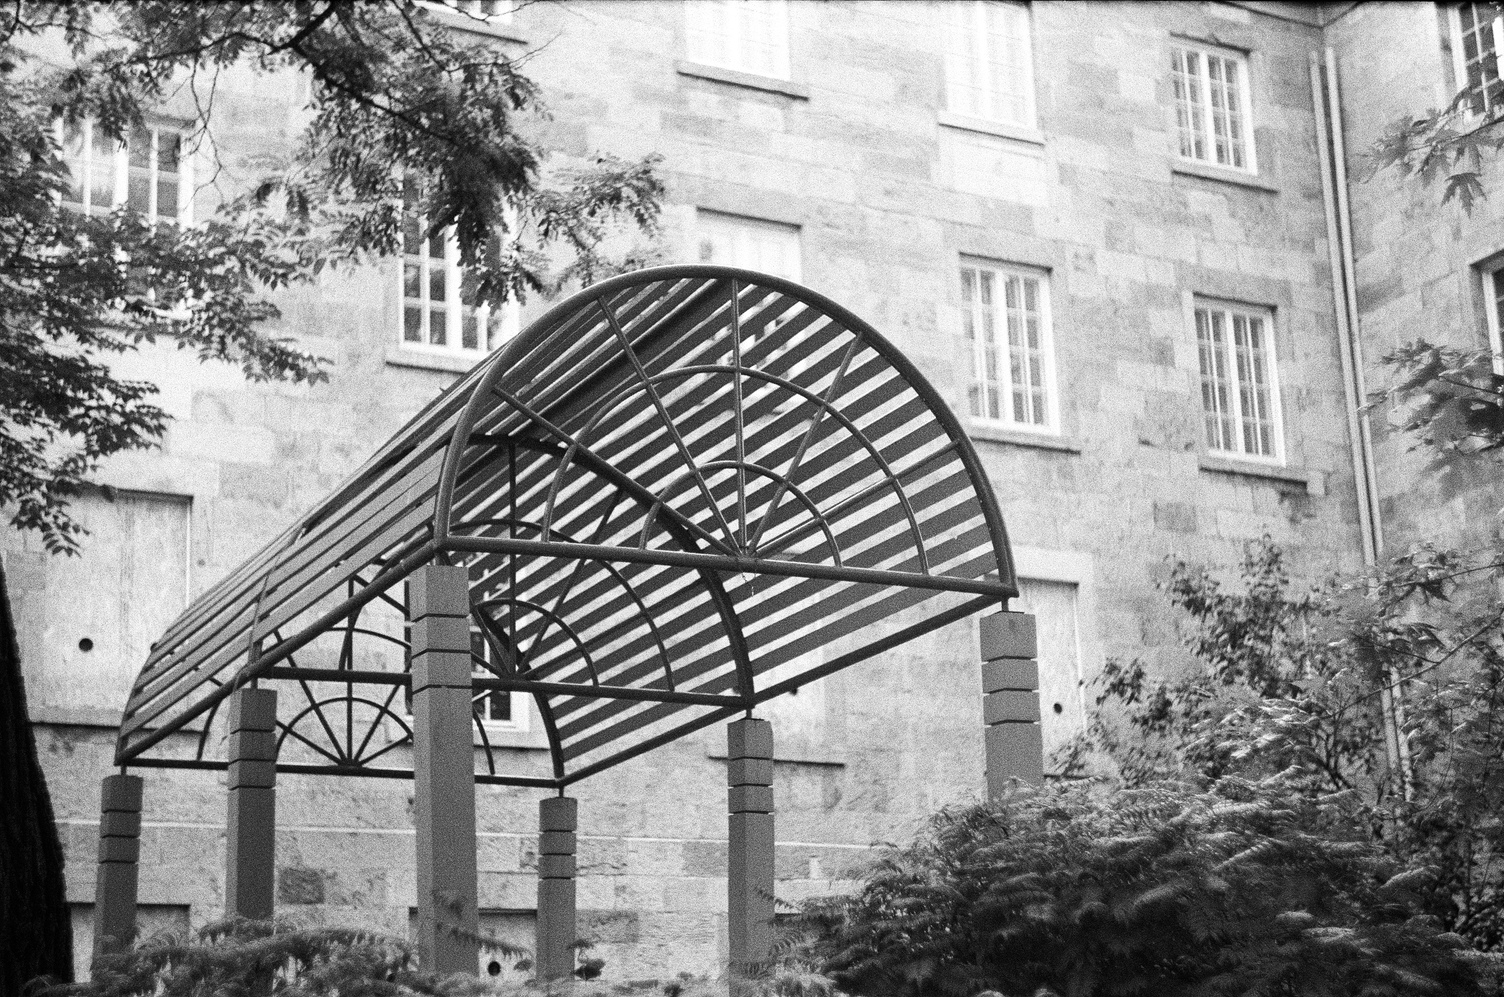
[1326,3,1504,553]
[3,0,1396,979]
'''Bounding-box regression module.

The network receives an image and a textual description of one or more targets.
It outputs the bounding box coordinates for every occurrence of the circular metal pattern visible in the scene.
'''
[116,266,1017,788]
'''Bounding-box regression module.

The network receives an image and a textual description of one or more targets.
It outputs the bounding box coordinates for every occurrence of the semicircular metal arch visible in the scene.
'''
[116,265,1018,789]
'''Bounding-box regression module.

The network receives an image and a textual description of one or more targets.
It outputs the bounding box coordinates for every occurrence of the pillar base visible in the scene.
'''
[536,796,579,981]
[980,611,1043,796]
[225,687,278,921]
[411,564,480,974]
[93,774,143,958]
[727,717,774,975]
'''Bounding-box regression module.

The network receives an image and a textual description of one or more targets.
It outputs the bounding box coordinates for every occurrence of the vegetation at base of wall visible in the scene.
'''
[1052,534,1504,953]
[46,918,842,997]
[797,779,1498,997]
[0,1,664,554]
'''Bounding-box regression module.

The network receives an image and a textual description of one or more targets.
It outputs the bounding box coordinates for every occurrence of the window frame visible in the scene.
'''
[684,0,791,82]
[1450,3,1504,118]
[399,623,530,738]
[418,0,513,23]
[1478,257,1504,374]
[1169,39,1258,175]
[60,117,194,224]
[470,624,529,736]
[959,259,1059,436]
[692,208,803,282]
[396,197,520,360]
[1192,297,1285,466]
[943,0,1037,129]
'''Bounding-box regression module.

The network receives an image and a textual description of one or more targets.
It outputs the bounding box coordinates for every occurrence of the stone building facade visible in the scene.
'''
[4,0,1498,980]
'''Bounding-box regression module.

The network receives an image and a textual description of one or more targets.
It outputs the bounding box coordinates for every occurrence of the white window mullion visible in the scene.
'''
[1197,57,1217,166]
[178,138,194,224]
[113,134,128,210]
[972,2,990,120]
[446,229,462,347]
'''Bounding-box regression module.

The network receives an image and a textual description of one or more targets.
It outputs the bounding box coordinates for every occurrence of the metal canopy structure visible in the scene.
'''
[115,265,1018,790]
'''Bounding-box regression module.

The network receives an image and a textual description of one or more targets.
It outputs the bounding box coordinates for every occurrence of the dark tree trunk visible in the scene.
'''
[0,558,73,993]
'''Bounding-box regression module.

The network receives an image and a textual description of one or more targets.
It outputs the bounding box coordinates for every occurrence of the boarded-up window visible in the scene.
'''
[409,907,534,979]
[1014,578,1085,771]
[11,491,190,719]
[70,903,189,981]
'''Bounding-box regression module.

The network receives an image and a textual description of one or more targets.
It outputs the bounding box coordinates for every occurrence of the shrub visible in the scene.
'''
[799,779,1488,997]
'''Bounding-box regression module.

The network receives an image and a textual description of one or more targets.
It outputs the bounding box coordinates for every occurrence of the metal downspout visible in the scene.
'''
[1311,47,1413,797]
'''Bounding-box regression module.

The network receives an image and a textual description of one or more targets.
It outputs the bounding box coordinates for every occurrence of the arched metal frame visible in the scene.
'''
[116,266,1018,789]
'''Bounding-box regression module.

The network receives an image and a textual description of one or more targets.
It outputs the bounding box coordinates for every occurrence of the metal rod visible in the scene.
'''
[474,677,745,707]
[260,666,746,709]
[120,755,561,789]
[558,592,998,785]
[442,534,1009,596]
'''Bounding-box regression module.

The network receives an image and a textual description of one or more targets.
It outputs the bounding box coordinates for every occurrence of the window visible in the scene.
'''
[1170,42,1255,172]
[1452,3,1504,116]
[399,181,519,356]
[1195,300,1282,461]
[960,262,1055,431]
[420,0,513,22]
[8,491,190,720]
[71,904,189,981]
[61,119,191,223]
[400,622,527,734]
[685,0,790,80]
[694,209,802,281]
[1014,578,1086,773]
[944,1,1035,127]
[471,626,525,732]
[1479,260,1504,373]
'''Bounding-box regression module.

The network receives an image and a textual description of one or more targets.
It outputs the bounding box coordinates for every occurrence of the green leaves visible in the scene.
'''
[0,1,664,553]
[802,782,1487,997]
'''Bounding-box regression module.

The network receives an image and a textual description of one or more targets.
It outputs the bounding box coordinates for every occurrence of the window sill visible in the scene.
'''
[675,60,810,100]
[968,423,1083,453]
[479,727,551,751]
[1172,160,1278,193]
[1198,454,1323,495]
[386,346,488,374]
[28,706,124,729]
[708,752,845,768]
[937,111,1045,146]
[417,6,526,42]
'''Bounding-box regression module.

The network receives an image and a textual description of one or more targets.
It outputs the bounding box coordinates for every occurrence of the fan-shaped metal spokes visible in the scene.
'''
[116,266,1016,788]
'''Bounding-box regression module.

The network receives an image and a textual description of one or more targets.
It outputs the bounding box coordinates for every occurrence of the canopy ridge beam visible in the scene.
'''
[255,665,745,708]
[442,535,1009,597]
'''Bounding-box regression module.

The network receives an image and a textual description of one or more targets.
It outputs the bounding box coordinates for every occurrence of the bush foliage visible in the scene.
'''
[801,780,1491,997]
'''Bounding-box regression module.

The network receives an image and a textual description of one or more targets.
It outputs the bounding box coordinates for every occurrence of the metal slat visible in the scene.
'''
[118,266,1016,777]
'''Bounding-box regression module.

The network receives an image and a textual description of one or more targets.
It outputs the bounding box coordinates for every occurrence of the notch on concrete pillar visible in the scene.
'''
[225,686,278,920]
[535,796,579,981]
[980,610,1043,796]
[93,773,143,958]
[410,564,480,974]
[726,716,774,976]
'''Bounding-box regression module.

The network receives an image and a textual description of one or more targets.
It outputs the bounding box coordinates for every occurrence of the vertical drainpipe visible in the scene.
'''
[1310,47,1414,797]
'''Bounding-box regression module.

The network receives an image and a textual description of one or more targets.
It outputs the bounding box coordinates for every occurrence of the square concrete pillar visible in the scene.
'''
[981,610,1043,796]
[535,796,578,981]
[727,717,774,976]
[92,773,143,957]
[410,564,479,973]
[225,686,278,920]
